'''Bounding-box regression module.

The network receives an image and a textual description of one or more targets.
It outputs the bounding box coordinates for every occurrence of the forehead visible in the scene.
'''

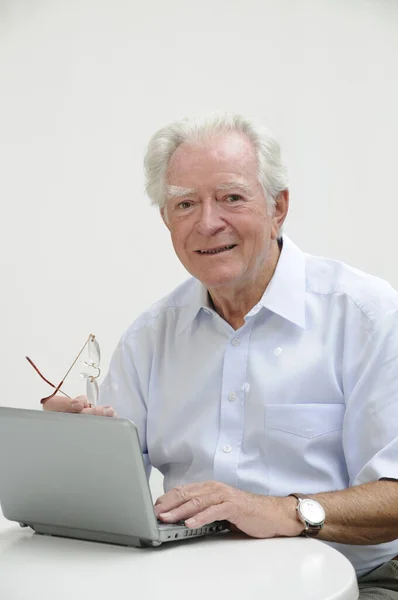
[166,132,258,186]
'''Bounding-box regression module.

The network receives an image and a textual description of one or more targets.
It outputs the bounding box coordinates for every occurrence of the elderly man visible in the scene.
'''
[46,114,398,598]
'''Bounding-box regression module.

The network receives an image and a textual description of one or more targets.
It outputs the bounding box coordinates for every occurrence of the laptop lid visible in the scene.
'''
[0,407,160,542]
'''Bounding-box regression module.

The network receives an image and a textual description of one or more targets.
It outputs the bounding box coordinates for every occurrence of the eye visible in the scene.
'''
[177,200,193,209]
[226,194,243,202]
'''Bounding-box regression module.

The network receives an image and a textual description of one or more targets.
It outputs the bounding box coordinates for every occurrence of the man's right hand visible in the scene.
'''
[43,395,116,417]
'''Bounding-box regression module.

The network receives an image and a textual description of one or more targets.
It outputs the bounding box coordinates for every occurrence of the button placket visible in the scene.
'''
[213,321,255,487]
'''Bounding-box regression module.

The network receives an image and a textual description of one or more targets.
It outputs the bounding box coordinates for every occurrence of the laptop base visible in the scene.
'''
[27,523,161,547]
[23,520,228,548]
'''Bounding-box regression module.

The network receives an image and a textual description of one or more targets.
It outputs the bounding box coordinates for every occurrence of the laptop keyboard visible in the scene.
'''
[157,519,186,529]
[157,521,228,541]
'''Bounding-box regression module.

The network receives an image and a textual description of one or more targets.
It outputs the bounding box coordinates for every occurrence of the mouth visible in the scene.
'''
[195,244,237,255]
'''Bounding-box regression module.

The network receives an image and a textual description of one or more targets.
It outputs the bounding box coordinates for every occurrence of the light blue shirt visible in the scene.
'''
[100,236,398,576]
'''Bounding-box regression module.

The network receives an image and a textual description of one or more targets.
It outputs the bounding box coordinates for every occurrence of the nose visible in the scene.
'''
[195,201,226,236]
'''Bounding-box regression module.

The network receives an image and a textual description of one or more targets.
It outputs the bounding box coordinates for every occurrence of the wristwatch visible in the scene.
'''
[288,493,326,537]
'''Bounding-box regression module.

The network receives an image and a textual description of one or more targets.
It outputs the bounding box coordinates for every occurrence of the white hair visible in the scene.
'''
[144,113,288,224]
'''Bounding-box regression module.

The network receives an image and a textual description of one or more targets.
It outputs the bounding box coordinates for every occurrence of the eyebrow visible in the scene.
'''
[215,181,252,194]
[166,185,196,200]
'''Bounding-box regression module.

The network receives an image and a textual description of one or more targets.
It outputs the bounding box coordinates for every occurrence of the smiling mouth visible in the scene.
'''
[196,244,237,255]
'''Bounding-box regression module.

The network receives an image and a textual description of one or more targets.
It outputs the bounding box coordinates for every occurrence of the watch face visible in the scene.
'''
[300,499,325,525]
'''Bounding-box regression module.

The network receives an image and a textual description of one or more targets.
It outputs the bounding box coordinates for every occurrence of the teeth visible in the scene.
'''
[199,245,235,254]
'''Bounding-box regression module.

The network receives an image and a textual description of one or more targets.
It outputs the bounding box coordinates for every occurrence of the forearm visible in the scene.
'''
[280,480,398,545]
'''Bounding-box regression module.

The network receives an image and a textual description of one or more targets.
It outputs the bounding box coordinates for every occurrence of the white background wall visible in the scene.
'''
[1,0,397,498]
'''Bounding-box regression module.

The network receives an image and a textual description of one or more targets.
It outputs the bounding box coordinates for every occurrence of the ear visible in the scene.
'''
[160,207,170,230]
[271,189,289,241]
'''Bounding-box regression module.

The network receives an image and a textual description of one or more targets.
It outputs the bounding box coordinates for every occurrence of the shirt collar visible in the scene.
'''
[174,280,209,337]
[251,235,306,329]
[175,234,306,335]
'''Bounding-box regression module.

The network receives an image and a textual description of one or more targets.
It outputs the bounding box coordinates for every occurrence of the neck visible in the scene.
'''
[208,240,281,330]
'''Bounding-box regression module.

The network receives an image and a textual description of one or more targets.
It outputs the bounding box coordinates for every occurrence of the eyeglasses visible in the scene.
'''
[26,334,101,407]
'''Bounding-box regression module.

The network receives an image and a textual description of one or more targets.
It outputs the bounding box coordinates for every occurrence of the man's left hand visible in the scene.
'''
[154,481,303,539]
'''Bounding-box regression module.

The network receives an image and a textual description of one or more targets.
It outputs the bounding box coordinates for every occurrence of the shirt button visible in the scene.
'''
[228,391,236,402]
[274,347,282,356]
[231,337,240,347]
[223,445,232,453]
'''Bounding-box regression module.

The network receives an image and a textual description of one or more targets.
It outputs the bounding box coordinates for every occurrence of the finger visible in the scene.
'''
[155,481,221,511]
[157,492,224,523]
[155,485,201,512]
[185,502,234,529]
[43,395,86,413]
[80,405,116,417]
[74,395,90,407]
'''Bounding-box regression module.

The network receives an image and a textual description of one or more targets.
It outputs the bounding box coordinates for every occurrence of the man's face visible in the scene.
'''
[162,132,285,292]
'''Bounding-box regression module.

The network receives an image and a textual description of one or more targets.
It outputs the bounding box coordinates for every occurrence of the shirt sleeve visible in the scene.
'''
[98,332,151,479]
[343,309,398,485]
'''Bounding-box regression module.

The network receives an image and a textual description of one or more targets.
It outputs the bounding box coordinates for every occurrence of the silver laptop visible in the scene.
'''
[0,407,228,547]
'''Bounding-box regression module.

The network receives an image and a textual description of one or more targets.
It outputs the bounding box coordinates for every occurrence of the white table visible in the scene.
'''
[0,514,359,600]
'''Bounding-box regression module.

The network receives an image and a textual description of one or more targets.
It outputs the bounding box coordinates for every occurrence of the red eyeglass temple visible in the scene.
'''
[25,356,70,403]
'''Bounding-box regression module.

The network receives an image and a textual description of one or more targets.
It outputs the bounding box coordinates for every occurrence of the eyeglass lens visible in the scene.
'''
[88,335,101,367]
[86,377,99,407]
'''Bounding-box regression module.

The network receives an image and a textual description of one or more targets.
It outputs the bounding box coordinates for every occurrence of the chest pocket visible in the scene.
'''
[266,403,345,438]
[264,403,347,495]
